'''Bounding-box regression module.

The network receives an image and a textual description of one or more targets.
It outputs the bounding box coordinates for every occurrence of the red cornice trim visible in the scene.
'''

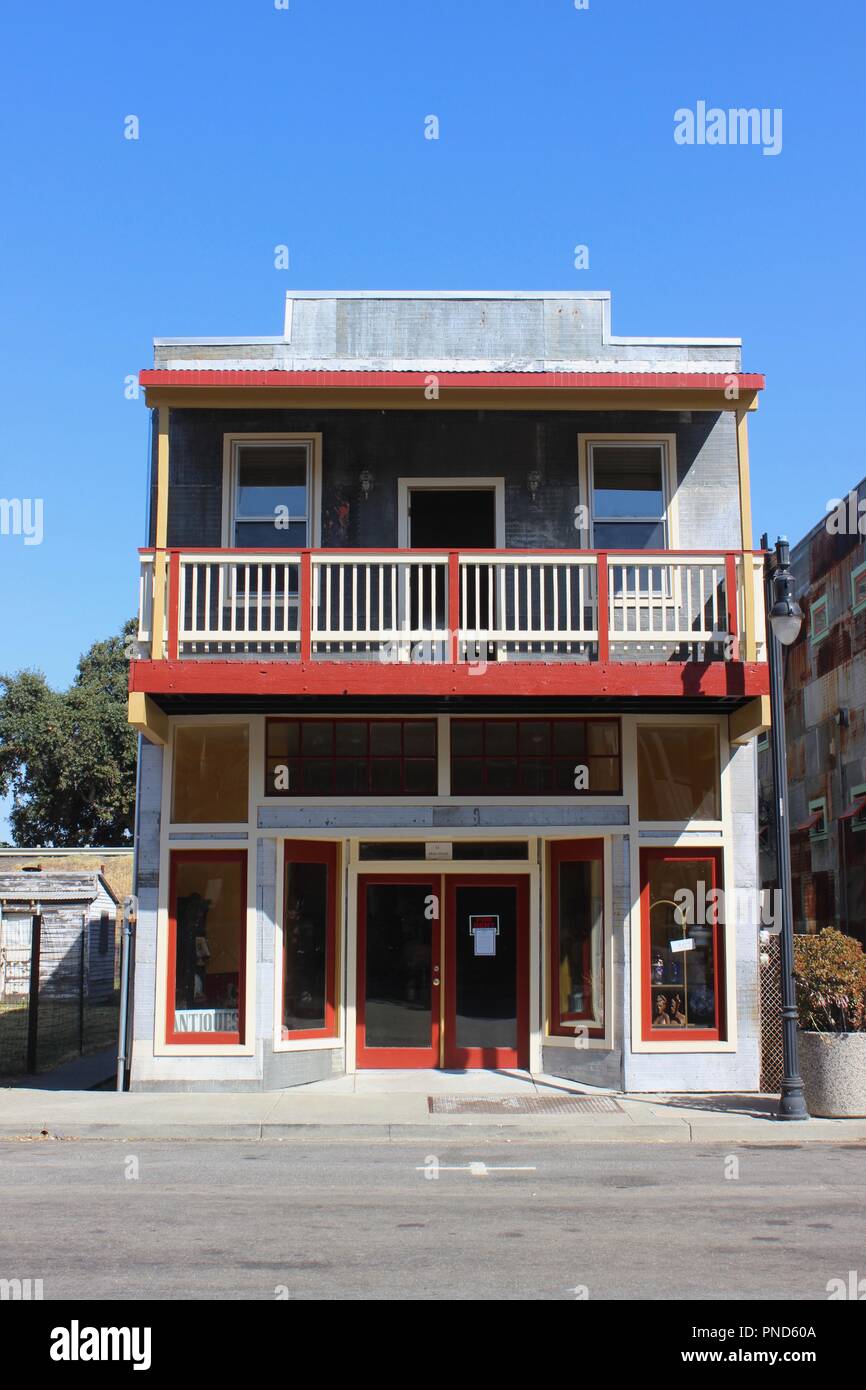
[139,369,765,392]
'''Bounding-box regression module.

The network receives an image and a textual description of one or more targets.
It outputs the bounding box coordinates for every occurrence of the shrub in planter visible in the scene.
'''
[793,928,866,1117]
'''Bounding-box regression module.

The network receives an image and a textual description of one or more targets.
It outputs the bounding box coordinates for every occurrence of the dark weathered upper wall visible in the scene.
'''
[151,408,739,551]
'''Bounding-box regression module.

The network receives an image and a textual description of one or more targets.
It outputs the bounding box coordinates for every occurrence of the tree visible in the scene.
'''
[0,619,138,846]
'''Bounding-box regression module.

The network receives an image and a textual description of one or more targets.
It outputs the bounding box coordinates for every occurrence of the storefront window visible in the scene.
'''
[550,840,605,1036]
[172,725,249,823]
[168,851,246,1044]
[282,842,338,1038]
[641,849,723,1041]
[637,725,720,821]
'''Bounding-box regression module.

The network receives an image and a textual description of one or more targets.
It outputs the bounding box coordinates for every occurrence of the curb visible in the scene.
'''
[0,1119,857,1144]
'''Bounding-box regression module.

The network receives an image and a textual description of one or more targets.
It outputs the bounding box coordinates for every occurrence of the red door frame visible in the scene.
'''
[166,849,247,1046]
[281,840,339,1041]
[639,846,725,1043]
[356,873,442,1068]
[443,874,530,1070]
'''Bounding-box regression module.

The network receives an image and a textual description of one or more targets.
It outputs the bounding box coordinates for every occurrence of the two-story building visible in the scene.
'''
[127,290,769,1093]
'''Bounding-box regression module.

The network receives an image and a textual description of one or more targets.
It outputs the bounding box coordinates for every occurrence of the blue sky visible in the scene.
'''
[0,0,863,694]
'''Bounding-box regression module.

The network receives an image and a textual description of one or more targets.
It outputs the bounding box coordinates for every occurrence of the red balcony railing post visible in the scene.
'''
[596,553,609,663]
[448,552,460,664]
[725,552,740,661]
[167,551,180,660]
[300,551,312,663]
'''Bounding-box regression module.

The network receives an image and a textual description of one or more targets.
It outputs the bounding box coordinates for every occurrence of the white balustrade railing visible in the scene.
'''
[138,553,156,644]
[136,549,762,664]
[458,553,598,658]
[607,555,731,648]
[311,553,450,657]
[176,553,302,653]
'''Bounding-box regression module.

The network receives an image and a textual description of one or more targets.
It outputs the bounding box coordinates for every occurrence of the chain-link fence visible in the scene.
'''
[0,910,120,1078]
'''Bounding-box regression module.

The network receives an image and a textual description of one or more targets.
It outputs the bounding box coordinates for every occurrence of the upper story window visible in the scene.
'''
[809,595,829,645]
[587,441,671,550]
[845,785,866,832]
[807,796,828,840]
[224,436,320,549]
[851,561,866,615]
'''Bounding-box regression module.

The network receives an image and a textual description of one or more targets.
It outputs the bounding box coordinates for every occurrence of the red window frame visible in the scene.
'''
[639,846,725,1043]
[166,849,247,1046]
[549,838,605,1038]
[281,840,339,1040]
[450,717,621,796]
[265,718,438,797]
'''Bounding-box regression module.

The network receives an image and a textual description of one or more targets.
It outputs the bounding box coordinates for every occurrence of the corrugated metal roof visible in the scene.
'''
[150,357,743,374]
[0,872,116,905]
[140,368,764,391]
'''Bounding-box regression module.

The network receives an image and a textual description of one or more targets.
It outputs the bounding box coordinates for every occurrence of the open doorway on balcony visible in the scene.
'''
[408,487,496,549]
[399,479,504,660]
[399,478,504,551]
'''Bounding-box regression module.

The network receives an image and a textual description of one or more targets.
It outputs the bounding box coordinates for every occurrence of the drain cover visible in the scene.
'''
[428,1094,621,1115]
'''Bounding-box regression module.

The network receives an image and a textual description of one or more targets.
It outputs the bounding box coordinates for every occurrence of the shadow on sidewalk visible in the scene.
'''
[638,1092,782,1119]
[0,1047,116,1092]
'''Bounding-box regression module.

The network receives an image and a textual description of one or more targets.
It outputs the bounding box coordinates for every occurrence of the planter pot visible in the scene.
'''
[797,1031,866,1117]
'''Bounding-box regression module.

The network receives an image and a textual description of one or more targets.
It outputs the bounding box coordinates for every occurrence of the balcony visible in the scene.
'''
[130,548,768,707]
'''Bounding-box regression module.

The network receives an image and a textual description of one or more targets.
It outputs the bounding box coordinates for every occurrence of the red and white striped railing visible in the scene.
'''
[136,548,766,663]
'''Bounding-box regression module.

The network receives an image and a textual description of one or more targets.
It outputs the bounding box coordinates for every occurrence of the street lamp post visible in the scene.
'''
[762,533,809,1120]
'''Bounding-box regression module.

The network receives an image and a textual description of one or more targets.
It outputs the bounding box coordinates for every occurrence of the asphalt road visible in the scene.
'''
[1,1137,864,1300]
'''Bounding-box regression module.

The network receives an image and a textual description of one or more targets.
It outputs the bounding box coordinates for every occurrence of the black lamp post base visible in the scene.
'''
[778,1084,810,1120]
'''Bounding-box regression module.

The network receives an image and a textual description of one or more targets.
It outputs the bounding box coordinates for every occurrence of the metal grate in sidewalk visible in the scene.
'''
[428,1094,622,1115]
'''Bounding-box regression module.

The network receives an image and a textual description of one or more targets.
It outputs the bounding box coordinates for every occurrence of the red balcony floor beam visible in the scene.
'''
[130,660,769,701]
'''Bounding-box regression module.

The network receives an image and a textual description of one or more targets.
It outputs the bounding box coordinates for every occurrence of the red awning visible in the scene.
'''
[139,369,766,392]
[795,810,824,832]
[839,796,866,822]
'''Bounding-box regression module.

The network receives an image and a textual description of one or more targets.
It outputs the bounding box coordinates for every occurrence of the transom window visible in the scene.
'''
[230,440,313,549]
[266,719,438,796]
[589,442,668,550]
[450,719,621,796]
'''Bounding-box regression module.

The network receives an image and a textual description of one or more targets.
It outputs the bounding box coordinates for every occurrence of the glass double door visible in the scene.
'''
[356,873,528,1069]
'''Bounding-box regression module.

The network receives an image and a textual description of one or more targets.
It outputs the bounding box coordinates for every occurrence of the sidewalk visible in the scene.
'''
[2,1070,865,1143]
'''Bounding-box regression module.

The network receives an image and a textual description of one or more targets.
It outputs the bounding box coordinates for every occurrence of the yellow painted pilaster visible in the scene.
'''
[150,407,170,659]
[736,408,758,661]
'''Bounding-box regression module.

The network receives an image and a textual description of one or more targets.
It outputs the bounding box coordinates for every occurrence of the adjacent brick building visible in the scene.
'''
[758,478,866,947]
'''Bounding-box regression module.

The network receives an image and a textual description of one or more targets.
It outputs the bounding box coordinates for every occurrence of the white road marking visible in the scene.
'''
[415,1161,537,1177]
